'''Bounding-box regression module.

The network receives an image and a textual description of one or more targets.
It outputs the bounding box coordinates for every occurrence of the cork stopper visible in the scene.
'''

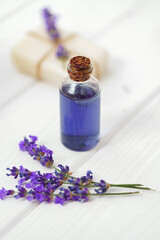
[67,56,93,82]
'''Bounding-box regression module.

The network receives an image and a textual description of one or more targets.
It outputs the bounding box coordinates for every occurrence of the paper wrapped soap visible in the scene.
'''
[11,28,107,85]
[12,35,55,79]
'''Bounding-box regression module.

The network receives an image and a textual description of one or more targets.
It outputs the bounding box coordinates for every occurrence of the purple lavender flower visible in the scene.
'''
[42,7,60,40]
[56,45,69,60]
[7,190,15,196]
[13,167,63,201]
[55,187,72,205]
[19,135,37,151]
[19,136,54,167]
[80,170,93,185]
[29,135,38,142]
[6,166,19,178]
[15,186,27,199]
[6,166,61,193]
[55,164,70,180]
[94,180,109,194]
[7,166,32,186]
[68,184,79,193]
[68,183,90,202]
[72,187,90,202]
[27,185,55,202]
[27,190,36,201]
[34,186,54,202]
[68,171,93,187]
[25,171,62,191]
[42,8,53,19]
[19,165,31,179]
[19,137,29,151]
[0,188,14,200]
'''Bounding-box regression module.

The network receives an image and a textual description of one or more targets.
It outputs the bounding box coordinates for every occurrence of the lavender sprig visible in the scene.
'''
[18,136,154,193]
[19,135,53,167]
[0,135,154,206]
[1,165,146,205]
[0,186,139,205]
[42,8,70,64]
[0,188,14,200]
[42,8,60,40]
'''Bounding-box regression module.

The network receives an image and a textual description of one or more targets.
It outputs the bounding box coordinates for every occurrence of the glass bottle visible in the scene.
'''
[59,56,100,151]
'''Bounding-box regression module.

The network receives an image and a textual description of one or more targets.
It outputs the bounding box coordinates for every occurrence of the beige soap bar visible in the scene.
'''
[12,28,107,85]
[12,35,55,79]
[41,52,66,86]
[64,35,107,78]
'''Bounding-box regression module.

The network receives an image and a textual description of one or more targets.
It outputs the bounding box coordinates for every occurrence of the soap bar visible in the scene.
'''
[64,35,107,78]
[11,35,55,79]
[12,28,107,85]
[40,52,66,86]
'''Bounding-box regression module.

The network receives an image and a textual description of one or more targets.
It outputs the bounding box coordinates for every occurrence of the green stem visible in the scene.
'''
[62,181,95,187]
[33,142,153,192]
[51,166,153,191]
[52,181,152,191]
[110,184,153,191]
[53,191,140,196]
[89,191,140,196]
[51,165,77,179]
[110,184,143,187]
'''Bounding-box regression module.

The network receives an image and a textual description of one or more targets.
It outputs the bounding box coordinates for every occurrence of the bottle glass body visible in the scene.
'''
[60,75,100,151]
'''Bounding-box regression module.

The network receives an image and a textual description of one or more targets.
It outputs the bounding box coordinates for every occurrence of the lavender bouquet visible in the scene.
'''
[0,136,153,205]
[42,7,60,40]
[42,8,69,63]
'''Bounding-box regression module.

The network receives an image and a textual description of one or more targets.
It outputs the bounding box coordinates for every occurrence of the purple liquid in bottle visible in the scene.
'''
[60,84,100,151]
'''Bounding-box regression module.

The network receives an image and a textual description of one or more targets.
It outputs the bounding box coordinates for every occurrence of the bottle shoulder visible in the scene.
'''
[60,75,100,100]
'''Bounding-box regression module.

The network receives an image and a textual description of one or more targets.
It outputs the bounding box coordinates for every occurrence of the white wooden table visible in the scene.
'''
[0,0,160,239]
